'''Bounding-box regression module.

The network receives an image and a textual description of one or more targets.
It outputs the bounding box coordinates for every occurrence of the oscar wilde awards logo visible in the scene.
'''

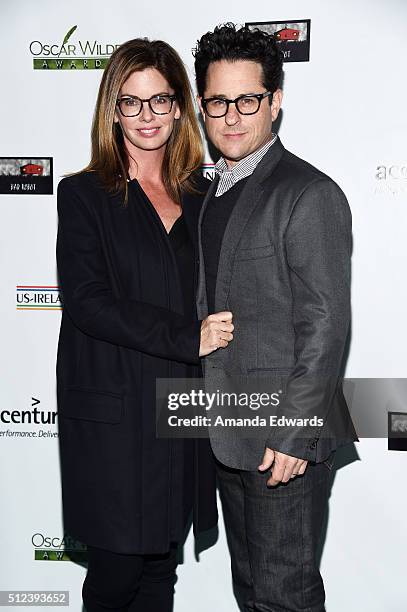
[0,397,58,440]
[32,533,87,562]
[374,164,407,197]
[16,285,62,310]
[246,19,311,62]
[29,25,120,70]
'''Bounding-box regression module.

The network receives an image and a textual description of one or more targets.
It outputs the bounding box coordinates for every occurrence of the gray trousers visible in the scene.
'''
[216,456,333,612]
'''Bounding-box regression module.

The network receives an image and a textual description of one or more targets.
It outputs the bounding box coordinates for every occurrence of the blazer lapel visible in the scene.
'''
[214,138,285,312]
[196,177,218,318]
[181,188,201,254]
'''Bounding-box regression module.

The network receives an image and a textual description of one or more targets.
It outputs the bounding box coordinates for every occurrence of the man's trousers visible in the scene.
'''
[216,454,334,612]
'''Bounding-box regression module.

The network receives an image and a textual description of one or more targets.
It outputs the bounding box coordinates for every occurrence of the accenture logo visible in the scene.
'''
[0,398,58,440]
[0,397,57,426]
[16,285,62,310]
[374,164,407,197]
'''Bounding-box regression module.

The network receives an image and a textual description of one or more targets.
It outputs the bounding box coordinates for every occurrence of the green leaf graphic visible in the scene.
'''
[58,25,78,57]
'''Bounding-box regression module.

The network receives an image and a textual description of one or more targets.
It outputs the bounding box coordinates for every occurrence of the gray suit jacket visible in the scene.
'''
[197,137,358,470]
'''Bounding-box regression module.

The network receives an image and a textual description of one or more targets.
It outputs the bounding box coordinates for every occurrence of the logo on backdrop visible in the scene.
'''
[374,164,407,197]
[0,397,58,440]
[0,158,53,195]
[388,412,407,452]
[29,25,120,70]
[201,163,216,181]
[16,285,62,310]
[32,533,87,562]
[246,19,311,62]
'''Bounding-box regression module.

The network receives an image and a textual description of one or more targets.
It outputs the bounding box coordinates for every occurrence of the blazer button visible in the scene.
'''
[310,440,317,449]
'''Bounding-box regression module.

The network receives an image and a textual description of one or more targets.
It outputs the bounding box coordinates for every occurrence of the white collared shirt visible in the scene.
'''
[214,134,277,197]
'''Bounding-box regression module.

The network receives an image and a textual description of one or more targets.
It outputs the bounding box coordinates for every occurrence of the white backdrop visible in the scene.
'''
[1,0,406,610]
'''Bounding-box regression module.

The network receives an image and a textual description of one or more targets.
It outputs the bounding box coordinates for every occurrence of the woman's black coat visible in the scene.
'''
[56,171,217,554]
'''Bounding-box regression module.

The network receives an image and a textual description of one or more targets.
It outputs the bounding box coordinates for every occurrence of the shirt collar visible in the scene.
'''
[214,134,277,197]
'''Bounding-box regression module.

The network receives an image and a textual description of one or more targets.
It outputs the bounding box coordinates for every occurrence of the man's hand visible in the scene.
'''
[258,447,308,486]
[199,311,234,357]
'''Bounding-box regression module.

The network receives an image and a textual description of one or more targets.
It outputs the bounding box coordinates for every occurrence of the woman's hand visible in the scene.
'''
[199,311,234,357]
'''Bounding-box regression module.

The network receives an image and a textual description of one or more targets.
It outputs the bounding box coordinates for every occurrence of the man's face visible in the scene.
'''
[199,60,282,167]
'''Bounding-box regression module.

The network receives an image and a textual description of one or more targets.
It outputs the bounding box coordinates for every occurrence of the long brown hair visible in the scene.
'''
[83,38,203,203]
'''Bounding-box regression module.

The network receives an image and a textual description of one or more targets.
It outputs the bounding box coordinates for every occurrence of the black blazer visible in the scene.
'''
[56,171,217,554]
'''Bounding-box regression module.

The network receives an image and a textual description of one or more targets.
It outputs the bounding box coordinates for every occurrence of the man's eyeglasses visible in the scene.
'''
[202,91,272,118]
[116,94,176,117]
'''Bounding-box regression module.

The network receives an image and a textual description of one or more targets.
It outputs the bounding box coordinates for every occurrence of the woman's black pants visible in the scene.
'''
[82,544,177,612]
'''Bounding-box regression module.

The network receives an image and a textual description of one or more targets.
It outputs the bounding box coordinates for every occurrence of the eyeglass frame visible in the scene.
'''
[116,94,177,117]
[201,91,273,118]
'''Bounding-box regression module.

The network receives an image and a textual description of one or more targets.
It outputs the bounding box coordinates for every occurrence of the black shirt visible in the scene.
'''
[202,177,249,313]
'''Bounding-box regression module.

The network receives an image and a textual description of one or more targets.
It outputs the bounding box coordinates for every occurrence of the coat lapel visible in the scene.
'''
[181,187,201,255]
[214,178,264,312]
[196,137,285,316]
[196,177,218,318]
[214,138,285,312]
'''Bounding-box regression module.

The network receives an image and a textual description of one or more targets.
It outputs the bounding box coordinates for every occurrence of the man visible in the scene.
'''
[193,23,358,612]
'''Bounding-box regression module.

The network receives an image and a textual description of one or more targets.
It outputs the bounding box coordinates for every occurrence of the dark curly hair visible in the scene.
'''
[194,23,283,98]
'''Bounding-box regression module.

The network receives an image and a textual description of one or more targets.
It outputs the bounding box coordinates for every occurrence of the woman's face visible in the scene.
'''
[114,67,180,154]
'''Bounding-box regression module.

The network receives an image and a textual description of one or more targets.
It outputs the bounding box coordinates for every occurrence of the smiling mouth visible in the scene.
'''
[137,127,161,136]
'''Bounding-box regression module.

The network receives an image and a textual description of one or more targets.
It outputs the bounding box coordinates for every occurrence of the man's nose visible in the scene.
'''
[225,103,241,126]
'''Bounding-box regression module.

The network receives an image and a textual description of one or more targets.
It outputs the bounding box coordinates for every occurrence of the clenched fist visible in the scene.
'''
[199,311,234,357]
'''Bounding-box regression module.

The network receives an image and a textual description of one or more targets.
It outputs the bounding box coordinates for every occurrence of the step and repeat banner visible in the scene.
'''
[1,0,406,610]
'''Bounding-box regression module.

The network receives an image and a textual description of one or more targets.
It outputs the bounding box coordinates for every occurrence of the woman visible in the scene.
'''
[56,38,233,612]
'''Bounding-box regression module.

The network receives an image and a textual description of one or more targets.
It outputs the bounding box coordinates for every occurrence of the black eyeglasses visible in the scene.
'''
[116,94,177,117]
[202,91,272,118]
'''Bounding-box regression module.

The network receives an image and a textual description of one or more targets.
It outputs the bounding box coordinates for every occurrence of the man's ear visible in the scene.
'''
[197,96,205,122]
[271,88,283,122]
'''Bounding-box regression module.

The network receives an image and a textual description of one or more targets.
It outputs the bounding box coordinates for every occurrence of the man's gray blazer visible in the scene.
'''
[197,137,358,470]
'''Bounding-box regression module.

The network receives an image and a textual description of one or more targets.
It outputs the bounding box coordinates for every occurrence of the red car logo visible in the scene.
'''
[275,28,300,42]
[20,164,44,176]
